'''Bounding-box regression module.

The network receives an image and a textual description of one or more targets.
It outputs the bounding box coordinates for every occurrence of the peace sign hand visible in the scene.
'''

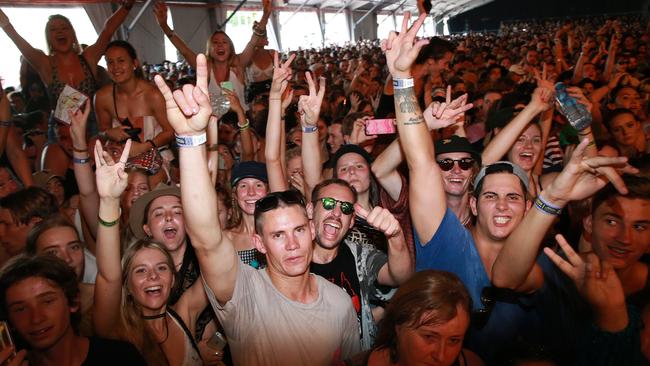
[270,52,295,98]
[153,54,212,136]
[94,139,132,200]
[297,72,326,127]
[381,12,429,79]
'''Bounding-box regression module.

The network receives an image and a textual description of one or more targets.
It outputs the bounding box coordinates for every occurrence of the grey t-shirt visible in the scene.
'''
[204,263,361,366]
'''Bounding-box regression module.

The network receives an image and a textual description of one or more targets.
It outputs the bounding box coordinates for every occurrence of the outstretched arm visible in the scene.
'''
[93,139,132,338]
[482,70,554,166]
[299,72,326,199]
[70,101,100,239]
[84,0,135,66]
[265,53,295,192]
[238,0,273,68]
[382,12,444,243]
[0,9,50,80]
[154,2,199,69]
[491,139,637,292]
[153,54,238,305]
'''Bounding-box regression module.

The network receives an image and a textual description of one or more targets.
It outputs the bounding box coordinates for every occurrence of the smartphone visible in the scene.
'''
[220,81,234,92]
[124,128,142,138]
[207,331,227,350]
[0,321,15,357]
[365,119,396,135]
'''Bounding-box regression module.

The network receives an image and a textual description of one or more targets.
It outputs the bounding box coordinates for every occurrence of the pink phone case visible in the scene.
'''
[365,119,396,135]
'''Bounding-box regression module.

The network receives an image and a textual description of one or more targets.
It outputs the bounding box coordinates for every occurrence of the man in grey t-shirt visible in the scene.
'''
[158,52,360,366]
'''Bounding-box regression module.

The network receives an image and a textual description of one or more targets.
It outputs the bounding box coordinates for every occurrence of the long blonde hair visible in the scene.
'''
[205,31,244,84]
[45,15,81,55]
[120,239,177,366]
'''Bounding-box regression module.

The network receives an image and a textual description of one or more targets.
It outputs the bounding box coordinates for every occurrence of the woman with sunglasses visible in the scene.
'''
[93,139,212,366]
[481,82,555,197]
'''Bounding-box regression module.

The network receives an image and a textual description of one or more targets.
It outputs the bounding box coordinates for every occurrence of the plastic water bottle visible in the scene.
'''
[210,92,230,118]
[554,82,592,131]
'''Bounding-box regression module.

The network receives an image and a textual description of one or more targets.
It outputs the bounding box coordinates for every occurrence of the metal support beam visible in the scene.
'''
[353,0,382,26]
[220,0,248,29]
[281,0,310,26]
[126,0,154,35]
[316,7,326,47]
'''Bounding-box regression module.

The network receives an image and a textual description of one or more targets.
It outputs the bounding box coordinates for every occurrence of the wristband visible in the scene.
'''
[302,125,318,133]
[73,145,87,153]
[98,214,119,227]
[534,196,562,216]
[237,119,250,131]
[73,157,90,164]
[175,133,207,148]
[0,120,12,128]
[393,78,414,90]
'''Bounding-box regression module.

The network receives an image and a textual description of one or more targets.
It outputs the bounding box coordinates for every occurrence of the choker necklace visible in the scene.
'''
[141,312,166,320]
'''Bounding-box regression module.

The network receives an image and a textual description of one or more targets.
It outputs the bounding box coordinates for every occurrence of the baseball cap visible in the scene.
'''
[331,144,374,170]
[508,65,526,76]
[434,135,481,166]
[231,161,268,187]
[473,161,529,192]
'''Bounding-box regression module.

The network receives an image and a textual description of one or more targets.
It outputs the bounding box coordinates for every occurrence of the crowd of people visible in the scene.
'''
[0,0,647,364]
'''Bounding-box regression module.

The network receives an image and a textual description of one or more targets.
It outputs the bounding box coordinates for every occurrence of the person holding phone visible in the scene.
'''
[0,255,147,366]
[154,0,274,112]
[94,41,173,159]
[0,1,135,141]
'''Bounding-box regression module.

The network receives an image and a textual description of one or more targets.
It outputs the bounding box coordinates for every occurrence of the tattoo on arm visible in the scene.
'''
[394,87,424,125]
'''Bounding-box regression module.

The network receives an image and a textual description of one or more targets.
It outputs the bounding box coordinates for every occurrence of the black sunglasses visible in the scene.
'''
[436,157,475,171]
[315,197,354,215]
[255,190,305,214]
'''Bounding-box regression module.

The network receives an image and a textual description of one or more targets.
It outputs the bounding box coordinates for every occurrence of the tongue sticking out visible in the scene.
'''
[323,224,338,236]
[163,229,177,239]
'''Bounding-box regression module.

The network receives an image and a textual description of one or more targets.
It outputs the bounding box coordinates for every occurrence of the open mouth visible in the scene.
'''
[144,285,163,295]
[322,220,342,238]
[29,326,53,339]
[493,216,511,225]
[163,227,177,239]
[608,246,630,258]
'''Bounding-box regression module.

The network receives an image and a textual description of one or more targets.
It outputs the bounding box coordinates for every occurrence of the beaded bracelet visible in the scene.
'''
[98,214,119,227]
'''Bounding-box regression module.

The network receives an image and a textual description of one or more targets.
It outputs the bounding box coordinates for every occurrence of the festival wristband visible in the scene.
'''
[73,157,91,164]
[302,125,318,133]
[175,133,207,148]
[98,214,119,227]
[0,120,12,128]
[534,196,562,216]
[393,78,414,90]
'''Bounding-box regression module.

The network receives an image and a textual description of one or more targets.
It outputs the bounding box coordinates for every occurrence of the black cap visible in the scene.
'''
[434,135,481,166]
[486,106,523,132]
[331,144,373,169]
[230,161,268,187]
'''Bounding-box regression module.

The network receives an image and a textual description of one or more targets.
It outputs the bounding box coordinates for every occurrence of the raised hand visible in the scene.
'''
[566,86,593,114]
[154,54,212,136]
[423,86,473,130]
[0,8,10,28]
[297,72,325,127]
[94,139,131,200]
[543,138,638,205]
[153,2,168,26]
[544,234,626,317]
[69,99,91,150]
[270,52,295,98]
[349,117,377,146]
[354,204,402,238]
[223,89,244,115]
[0,346,27,366]
[381,12,429,78]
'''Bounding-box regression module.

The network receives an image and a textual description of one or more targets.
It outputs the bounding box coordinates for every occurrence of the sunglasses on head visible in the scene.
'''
[315,197,354,215]
[436,157,475,171]
[255,190,305,214]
